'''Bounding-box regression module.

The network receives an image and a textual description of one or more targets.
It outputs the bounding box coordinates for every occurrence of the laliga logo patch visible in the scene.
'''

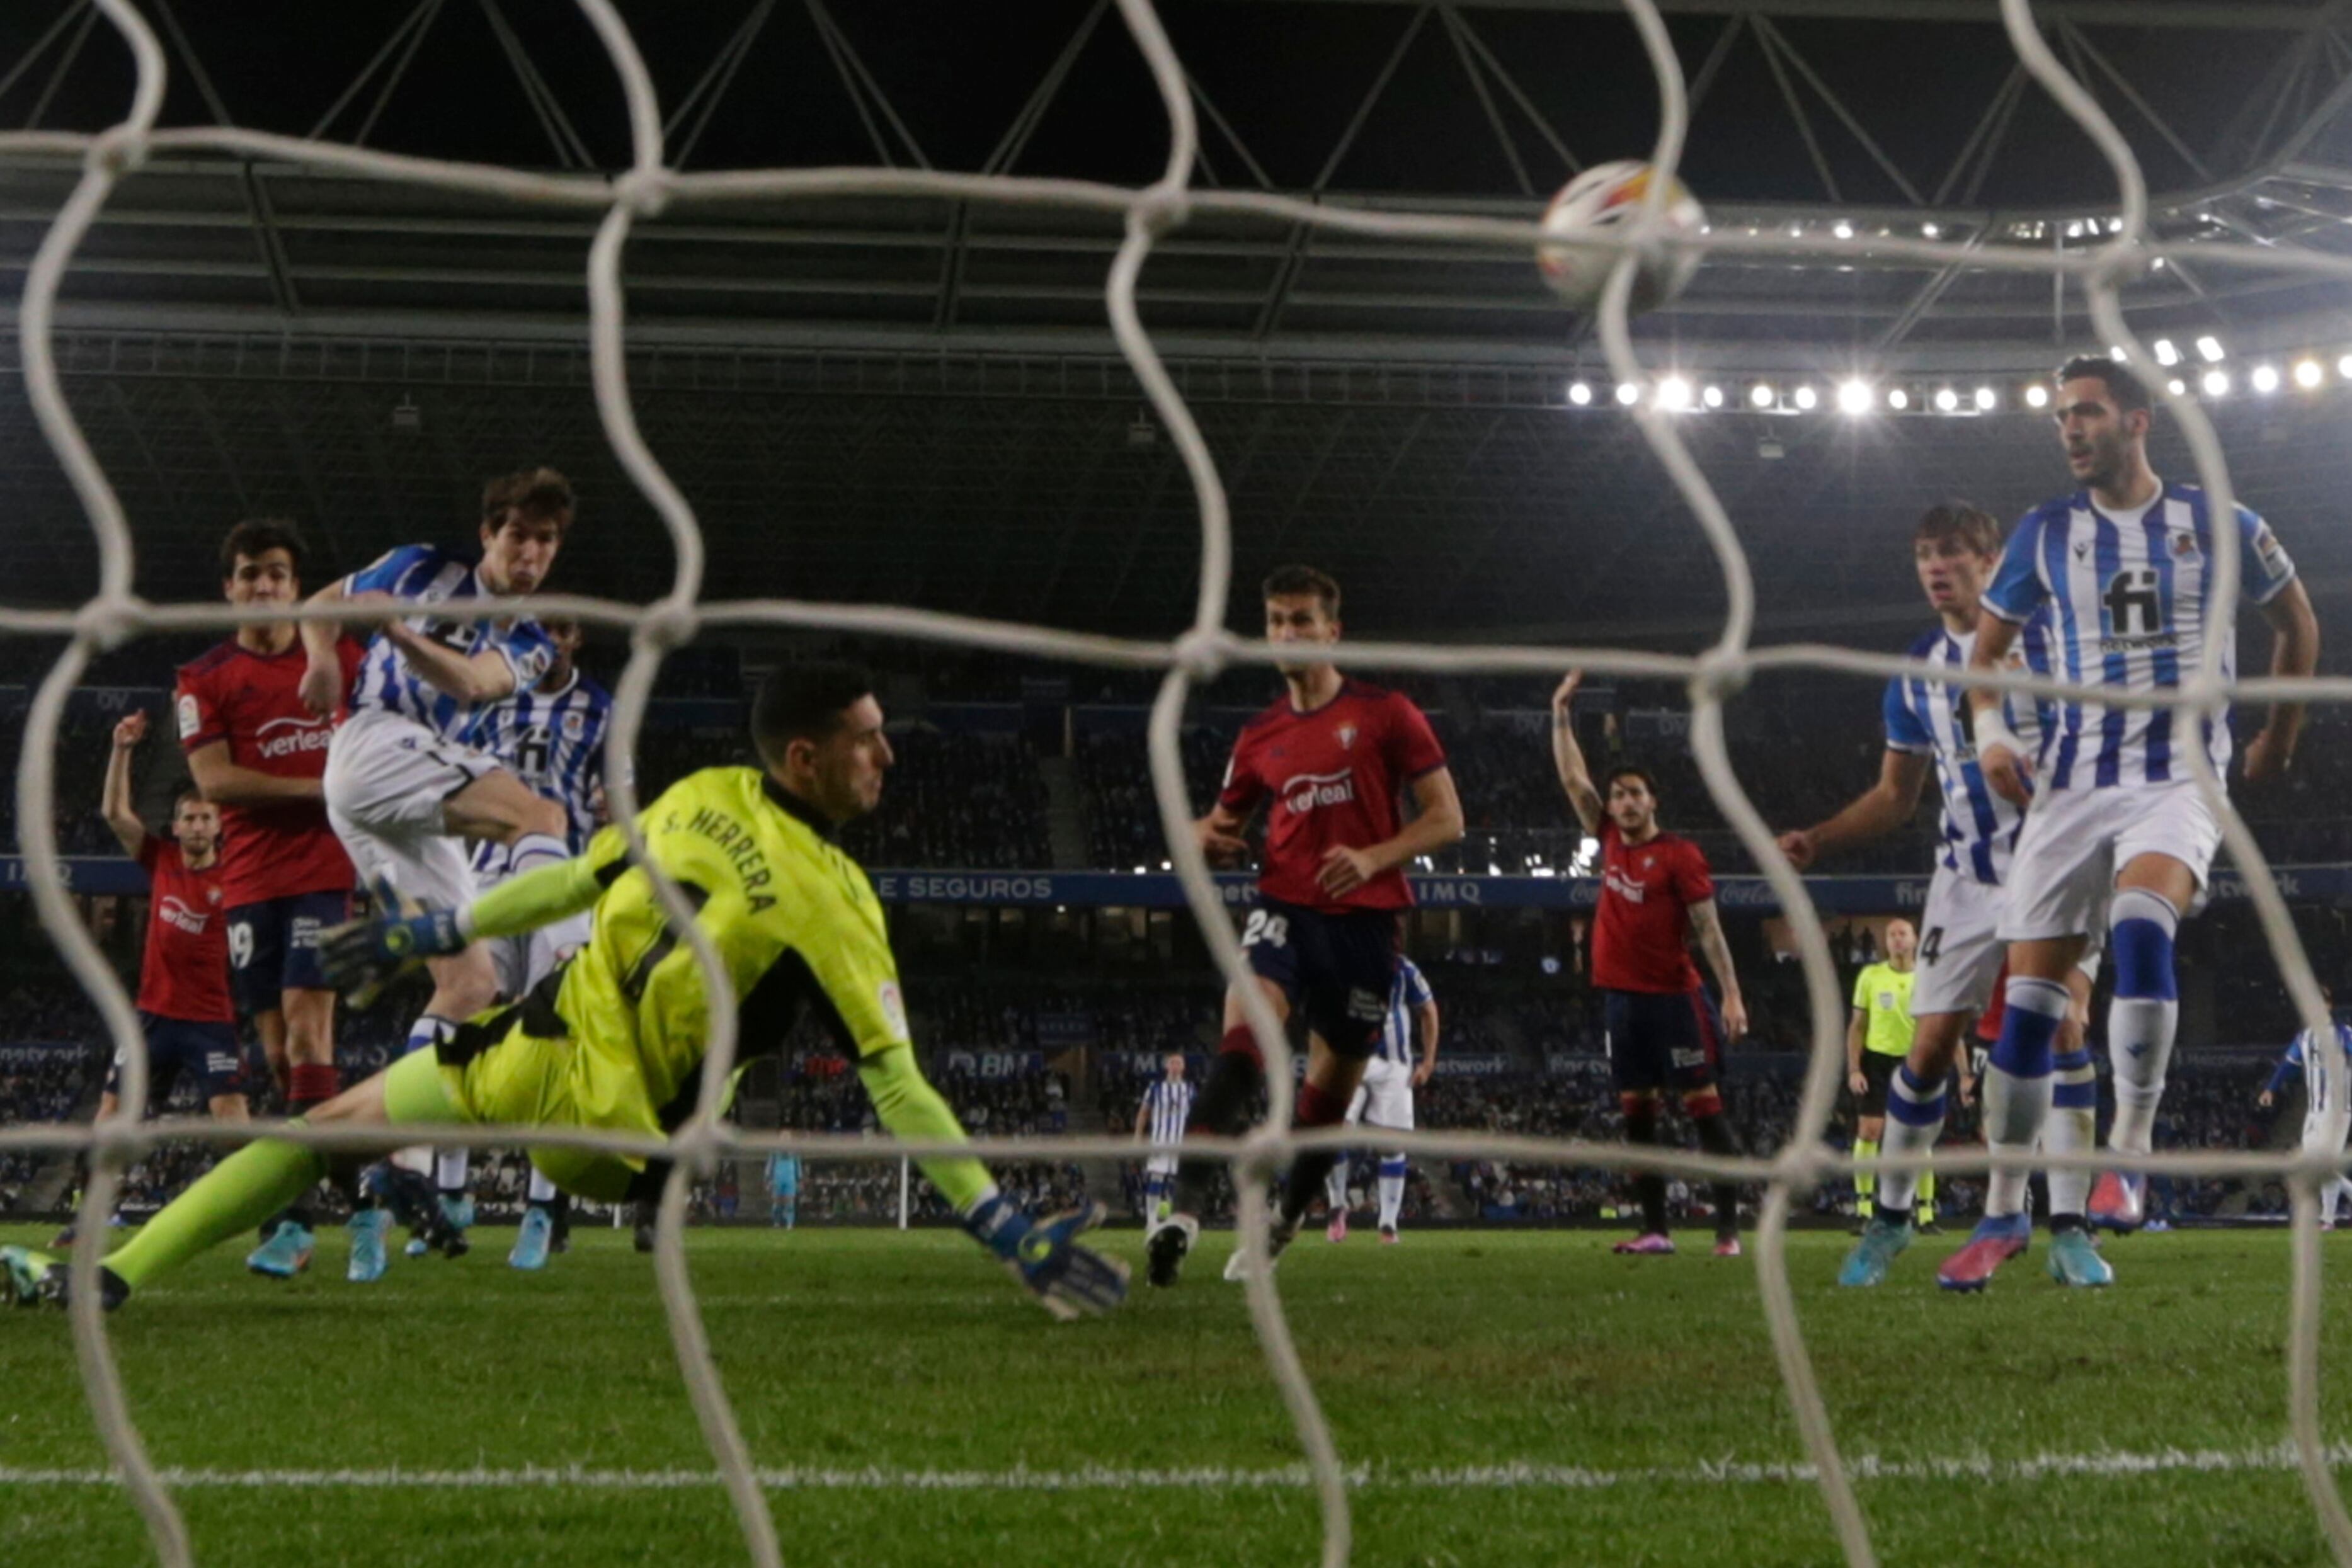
[176,693,200,739]
[877,979,910,1040]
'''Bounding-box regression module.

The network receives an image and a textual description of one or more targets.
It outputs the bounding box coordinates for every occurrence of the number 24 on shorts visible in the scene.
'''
[1242,910,1290,949]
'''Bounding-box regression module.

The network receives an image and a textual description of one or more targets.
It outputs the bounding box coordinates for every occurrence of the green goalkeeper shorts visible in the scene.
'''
[381,1006,659,1204]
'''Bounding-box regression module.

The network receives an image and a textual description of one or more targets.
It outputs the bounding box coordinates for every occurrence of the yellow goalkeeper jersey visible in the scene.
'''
[493,766,911,1128]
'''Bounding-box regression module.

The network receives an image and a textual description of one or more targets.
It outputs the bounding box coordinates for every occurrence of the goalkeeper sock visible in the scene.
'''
[1852,1136,1880,1220]
[435,1149,471,1199]
[106,1132,327,1292]
[1376,1156,1406,1231]
[1876,1064,1945,1218]
[1984,977,2067,1217]
[1277,1081,1350,1229]
[2107,889,2181,1156]
[1173,1034,1265,1218]
[1622,1093,1669,1236]
[2043,1047,2098,1222]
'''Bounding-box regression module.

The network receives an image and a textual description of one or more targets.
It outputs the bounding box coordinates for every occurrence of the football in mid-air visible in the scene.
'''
[1535,160,1706,315]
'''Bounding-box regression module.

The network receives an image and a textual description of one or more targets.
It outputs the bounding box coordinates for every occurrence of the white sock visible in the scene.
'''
[2107,889,2181,1156]
[1984,978,2070,1218]
[1878,1064,1946,1216]
[1376,1156,1407,1231]
[1327,1156,1350,1213]
[2043,1047,2099,1219]
[435,1149,471,1196]
[508,831,569,876]
[527,1167,560,1205]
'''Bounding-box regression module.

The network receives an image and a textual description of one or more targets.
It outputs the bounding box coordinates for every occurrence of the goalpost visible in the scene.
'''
[5,3,2352,1566]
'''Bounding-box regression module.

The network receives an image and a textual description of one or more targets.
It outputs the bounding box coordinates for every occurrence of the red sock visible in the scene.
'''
[1218,1023,1265,1071]
[287,1062,340,1116]
[1294,1079,1348,1129]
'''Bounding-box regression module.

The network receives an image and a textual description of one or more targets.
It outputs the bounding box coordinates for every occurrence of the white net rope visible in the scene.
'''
[7,1,2352,1564]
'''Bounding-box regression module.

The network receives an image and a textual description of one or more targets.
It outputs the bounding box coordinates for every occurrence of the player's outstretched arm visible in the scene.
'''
[1414,994,1440,1088]
[2245,578,2320,783]
[381,620,522,706]
[859,1045,1127,1320]
[99,712,150,857]
[184,740,323,808]
[297,580,354,717]
[1779,749,1929,871]
[1549,672,1604,834]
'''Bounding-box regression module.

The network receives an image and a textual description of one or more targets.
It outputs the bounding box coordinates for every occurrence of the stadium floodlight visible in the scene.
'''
[1655,377,1692,411]
[2024,383,2051,409]
[2153,339,2181,366]
[2341,354,2352,380]
[1568,381,1593,406]
[1921,222,1940,238]
[2295,360,2324,389]
[1975,387,1997,411]
[1887,387,1910,411]
[2251,365,2281,394]
[2203,368,2230,397]
[2196,336,2225,362]
[1793,385,1818,411]
[1750,383,1775,408]
[1934,388,1959,413]
[1837,380,1872,414]
[2169,378,2188,397]
[1832,221,1854,240]
[1616,382,1641,406]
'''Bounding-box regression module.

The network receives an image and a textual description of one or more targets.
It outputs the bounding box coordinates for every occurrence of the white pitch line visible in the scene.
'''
[6,1443,2351,1494]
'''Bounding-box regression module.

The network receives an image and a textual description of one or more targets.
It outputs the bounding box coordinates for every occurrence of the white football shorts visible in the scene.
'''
[1998,780,2222,944]
[1911,863,2104,1018]
[1347,1057,1415,1132]
[1144,1149,1180,1178]
[325,707,500,914]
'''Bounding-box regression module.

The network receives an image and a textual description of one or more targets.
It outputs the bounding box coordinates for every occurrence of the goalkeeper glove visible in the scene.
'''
[321,879,468,1006]
[962,1195,1129,1321]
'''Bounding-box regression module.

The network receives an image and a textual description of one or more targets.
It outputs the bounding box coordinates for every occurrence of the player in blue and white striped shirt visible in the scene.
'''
[1961,355,2319,1278]
[454,616,613,1270]
[1781,504,2108,1289]
[1325,955,1437,1243]
[297,468,582,1283]
[2259,994,2352,1228]
[1133,1055,1194,1224]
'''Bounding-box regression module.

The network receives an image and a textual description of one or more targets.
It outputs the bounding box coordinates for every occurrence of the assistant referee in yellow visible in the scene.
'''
[1846,919,1939,1231]
[7,664,1126,1320]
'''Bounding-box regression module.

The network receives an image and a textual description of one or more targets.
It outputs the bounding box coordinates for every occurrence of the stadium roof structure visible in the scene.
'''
[6,0,2352,637]
[8,0,2352,375]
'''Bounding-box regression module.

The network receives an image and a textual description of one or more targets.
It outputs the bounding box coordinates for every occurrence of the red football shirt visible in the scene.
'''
[1592,822,1712,993]
[1216,679,1447,914]
[174,636,365,908]
[135,836,234,1024]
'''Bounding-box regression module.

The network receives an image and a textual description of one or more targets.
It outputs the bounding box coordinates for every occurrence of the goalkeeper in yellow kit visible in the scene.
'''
[4,664,1126,1321]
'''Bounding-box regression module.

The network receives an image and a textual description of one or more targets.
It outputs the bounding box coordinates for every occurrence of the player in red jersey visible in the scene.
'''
[1550,671,1749,1258]
[174,520,366,1276]
[1146,565,1464,1288]
[57,713,244,1243]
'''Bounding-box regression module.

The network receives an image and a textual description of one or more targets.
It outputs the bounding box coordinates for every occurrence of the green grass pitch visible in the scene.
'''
[5,1222,2351,1566]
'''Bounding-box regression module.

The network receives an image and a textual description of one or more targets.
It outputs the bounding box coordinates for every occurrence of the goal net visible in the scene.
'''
[5,3,2350,1566]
